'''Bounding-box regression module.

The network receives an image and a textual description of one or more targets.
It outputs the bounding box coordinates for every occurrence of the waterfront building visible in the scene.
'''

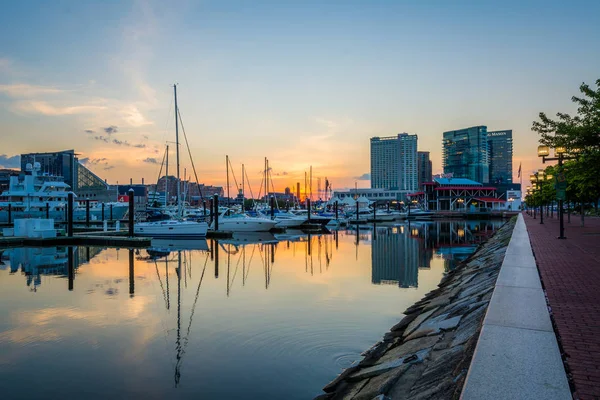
[442,126,489,183]
[20,149,116,202]
[487,130,513,185]
[417,151,433,189]
[409,177,503,211]
[370,133,418,191]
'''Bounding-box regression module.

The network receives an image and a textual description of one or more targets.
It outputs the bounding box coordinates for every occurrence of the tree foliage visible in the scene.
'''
[532,79,600,209]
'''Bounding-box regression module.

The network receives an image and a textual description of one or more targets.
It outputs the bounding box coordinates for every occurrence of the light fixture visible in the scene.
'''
[555,146,566,155]
[537,145,550,157]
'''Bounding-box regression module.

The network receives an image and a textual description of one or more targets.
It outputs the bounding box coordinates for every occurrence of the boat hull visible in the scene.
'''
[0,206,129,223]
[216,219,278,232]
[134,221,208,238]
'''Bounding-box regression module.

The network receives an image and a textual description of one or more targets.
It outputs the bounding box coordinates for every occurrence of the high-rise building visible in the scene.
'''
[487,130,513,185]
[417,151,432,189]
[370,133,418,191]
[442,126,489,183]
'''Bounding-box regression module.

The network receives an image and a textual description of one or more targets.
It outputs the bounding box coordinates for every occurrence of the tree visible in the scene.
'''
[532,79,600,215]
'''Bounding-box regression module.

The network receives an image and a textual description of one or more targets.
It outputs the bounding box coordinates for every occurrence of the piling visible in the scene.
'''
[67,192,74,237]
[68,247,74,291]
[213,194,219,231]
[373,205,376,222]
[46,202,50,219]
[270,196,275,219]
[387,201,390,212]
[307,199,311,222]
[215,241,219,278]
[129,249,135,296]
[85,200,90,227]
[335,201,339,220]
[8,204,11,224]
[102,203,105,221]
[128,189,135,237]
[110,204,113,221]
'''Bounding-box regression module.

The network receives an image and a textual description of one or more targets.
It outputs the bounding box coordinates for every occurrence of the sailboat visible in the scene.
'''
[135,85,208,238]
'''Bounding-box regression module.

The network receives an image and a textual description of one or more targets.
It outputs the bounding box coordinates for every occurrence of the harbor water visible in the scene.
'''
[0,220,503,399]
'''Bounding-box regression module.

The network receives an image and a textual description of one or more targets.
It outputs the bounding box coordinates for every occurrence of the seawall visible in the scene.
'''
[316,218,516,399]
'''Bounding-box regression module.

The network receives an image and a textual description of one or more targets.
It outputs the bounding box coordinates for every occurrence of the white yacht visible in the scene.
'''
[258,210,306,228]
[211,208,278,232]
[0,162,129,223]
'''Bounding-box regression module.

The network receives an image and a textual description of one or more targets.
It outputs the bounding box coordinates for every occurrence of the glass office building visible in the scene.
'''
[487,130,513,185]
[442,126,489,183]
[417,151,432,189]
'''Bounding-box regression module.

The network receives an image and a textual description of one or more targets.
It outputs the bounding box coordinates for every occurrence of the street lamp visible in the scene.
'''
[537,145,580,239]
[457,198,464,211]
[531,171,544,224]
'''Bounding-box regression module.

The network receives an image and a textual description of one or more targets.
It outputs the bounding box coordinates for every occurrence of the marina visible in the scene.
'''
[0,220,502,399]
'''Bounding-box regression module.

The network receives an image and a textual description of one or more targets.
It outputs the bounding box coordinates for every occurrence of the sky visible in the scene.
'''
[1,0,599,194]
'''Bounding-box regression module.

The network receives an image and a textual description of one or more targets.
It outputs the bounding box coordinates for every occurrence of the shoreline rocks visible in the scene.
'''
[316,218,517,400]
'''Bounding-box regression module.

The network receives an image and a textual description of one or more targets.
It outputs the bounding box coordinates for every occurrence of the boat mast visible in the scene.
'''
[165,145,169,208]
[242,163,245,206]
[174,84,181,217]
[226,155,230,206]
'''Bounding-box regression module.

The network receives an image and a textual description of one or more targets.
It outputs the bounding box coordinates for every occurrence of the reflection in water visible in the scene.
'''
[0,219,503,399]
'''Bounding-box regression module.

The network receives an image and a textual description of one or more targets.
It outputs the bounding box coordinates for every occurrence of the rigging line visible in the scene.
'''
[183,252,209,348]
[244,167,257,209]
[149,146,168,206]
[177,108,204,200]
[227,157,241,192]
[268,166,280,210]
[154,259,169,309]
[244,244,257,283]
[229,247,243,289]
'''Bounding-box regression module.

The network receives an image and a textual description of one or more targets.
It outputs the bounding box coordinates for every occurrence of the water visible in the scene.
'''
[0,220,502,399]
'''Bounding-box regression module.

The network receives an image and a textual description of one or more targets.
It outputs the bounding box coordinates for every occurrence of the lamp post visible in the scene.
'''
[531,171,544,224]
[537,145,579,239]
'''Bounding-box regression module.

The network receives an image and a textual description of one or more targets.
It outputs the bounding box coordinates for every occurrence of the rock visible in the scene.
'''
[376,335,442,365]
[349,349,430,381]
[450,305,486,347]
[385,363,426,398]
[332,379,369,400]
[404,315,462,341]
[323,365,361,392]
[353,366,408,399]
[390,313,418,332]
[403,308,438,337]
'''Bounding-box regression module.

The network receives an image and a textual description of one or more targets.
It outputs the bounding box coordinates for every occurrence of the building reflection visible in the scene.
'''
[371,228,419,288]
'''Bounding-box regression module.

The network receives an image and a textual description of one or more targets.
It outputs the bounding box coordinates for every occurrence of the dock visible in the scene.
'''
[0,234,151,248]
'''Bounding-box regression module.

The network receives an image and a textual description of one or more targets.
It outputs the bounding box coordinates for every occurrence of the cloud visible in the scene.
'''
[93,135,109,143]
[112,139,125,146]
[14,101,107,116]
[84,129,95,134]
[104,166,115,170]
[133,143,146,148]
[143,157,159,164]
[103,125,118,135]
[80,157,109,166]
[0,84,62,98]
[355,173,370,180]
[0,154,20,168]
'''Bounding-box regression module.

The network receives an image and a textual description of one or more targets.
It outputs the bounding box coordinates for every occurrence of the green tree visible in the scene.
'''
[532,79,600,215]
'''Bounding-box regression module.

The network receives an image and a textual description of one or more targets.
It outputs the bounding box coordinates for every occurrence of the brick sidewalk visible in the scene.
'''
[524,212,600,400]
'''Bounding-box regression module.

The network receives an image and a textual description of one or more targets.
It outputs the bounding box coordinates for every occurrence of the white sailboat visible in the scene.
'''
[135,85,208,238]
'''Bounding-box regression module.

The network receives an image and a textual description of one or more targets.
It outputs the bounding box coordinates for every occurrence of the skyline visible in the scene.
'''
[1,1,599,192]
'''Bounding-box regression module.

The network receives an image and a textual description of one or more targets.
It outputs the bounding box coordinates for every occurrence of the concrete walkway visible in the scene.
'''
[461,214,571,399]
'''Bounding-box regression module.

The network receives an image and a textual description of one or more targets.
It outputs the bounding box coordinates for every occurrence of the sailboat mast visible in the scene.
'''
[165,145,169,208]
[242,164,245,205]
[174,84,181,217]
[226,155,230,206]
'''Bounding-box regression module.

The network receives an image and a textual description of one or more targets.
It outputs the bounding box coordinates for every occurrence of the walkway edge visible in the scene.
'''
[461,214,571,399]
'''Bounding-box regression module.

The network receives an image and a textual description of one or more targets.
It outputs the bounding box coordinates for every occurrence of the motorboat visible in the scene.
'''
[211,208,278,232]
[135,220,208,238]
[0,162,129,223]
[258,210,306,228]
[289,209,332,226]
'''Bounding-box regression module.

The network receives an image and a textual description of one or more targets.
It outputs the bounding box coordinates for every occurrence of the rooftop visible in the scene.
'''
[434,177,482,186]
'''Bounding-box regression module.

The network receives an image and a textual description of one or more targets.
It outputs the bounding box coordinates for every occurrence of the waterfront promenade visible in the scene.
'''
[524,213,600,399]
